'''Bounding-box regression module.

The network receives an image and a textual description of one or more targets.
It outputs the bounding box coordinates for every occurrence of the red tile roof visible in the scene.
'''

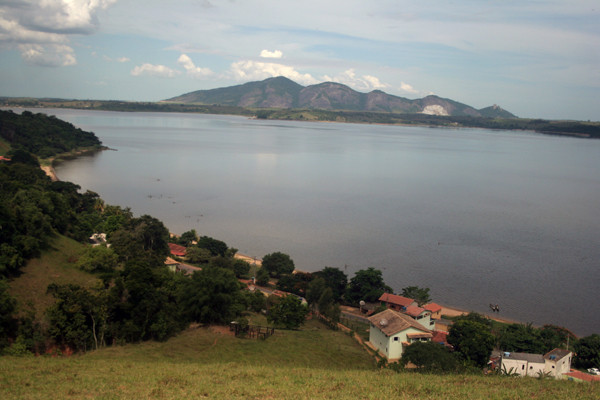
[168,243,186,257]
[404,305,427,317]
[379,293,415,307]
[423,302,442,313]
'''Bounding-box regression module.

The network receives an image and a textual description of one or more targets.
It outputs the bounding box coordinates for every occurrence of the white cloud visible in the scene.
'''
[177,54,213,78]
[19,44,76,67]
[230,60,318,85]
[117,57,130,63]
[0,0,116,66]
[131,63,180,78]
[399,81,418,94]
[323,69,389,92]
[260,49,283,59]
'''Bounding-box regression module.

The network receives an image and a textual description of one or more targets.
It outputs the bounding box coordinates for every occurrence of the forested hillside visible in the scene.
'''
[0,110,102,158]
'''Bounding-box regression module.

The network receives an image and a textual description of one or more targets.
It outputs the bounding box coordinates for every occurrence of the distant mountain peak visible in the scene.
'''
[165,76,516,118]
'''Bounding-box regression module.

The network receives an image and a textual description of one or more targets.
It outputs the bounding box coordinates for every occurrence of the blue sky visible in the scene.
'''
[0,0,598,120]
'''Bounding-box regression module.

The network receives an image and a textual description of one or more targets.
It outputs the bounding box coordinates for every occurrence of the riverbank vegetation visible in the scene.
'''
[2,97,599,138]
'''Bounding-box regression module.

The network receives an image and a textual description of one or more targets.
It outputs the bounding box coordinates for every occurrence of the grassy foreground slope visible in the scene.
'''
[1,319,598,400]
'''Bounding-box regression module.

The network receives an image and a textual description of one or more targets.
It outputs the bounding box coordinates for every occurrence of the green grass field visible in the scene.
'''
[1,318,598,399]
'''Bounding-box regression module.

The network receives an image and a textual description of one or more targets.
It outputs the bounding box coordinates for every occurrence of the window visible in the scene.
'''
[394,337,399,342]
[522,365,525,370]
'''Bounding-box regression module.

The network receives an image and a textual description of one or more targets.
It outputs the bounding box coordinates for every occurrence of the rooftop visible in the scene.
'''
[423,302,442,313]
[368,309,431,337]
[378,293,415,307]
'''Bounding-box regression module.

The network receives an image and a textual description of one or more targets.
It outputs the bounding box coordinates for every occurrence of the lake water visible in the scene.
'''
[23,108,600,336]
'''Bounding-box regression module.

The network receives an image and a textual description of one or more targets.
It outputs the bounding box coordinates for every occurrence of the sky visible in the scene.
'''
[0,0,598,120]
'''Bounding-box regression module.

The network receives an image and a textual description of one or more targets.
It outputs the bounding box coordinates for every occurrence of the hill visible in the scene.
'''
[1,319,597,399]
[165,76,517,118]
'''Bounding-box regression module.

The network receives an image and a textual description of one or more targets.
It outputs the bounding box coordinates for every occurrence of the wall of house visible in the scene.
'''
[545,355,572,378]
[369,324,391,359]
[502,358,545,377]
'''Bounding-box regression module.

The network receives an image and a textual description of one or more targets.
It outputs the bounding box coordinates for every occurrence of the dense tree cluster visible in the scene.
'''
[0,110,102,158]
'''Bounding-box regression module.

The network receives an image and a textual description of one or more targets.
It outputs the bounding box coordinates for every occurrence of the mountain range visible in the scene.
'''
[165,76,516,118]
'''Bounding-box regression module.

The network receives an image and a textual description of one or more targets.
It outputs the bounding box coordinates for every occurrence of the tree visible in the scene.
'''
[497,323,546,354]
[197,236,228,257]
[573,334,600,369]
[255,268,270,286]
[76,245,119,273]
[401,286,431,307]
[0,280,18,351]
[447,319,495,368]
[267,295,308,329]
[185,246,212,264]
[313,267,347,302]
[400,341,460,372]
[178,229,198,246]
[262,251,295,278]
[178,266,244,324]
[345,267,392,305]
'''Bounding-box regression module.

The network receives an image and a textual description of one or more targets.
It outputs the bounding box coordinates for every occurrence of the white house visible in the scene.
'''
[499,348,572,378]
[500,352,546,377]
[368,309,432,361]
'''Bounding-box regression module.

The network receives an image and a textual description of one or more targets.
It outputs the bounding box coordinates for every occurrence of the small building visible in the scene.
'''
[164,257,180,273]
[498,348,573,378]
[423,302,443,319]
[544,349,572,377]
[367,309,432,361]
[378,293,417,311]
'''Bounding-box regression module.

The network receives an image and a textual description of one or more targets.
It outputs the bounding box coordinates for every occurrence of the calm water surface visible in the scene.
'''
[32,108,600,336]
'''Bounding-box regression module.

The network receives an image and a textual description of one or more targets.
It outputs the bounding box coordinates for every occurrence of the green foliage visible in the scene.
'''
[178,229,198,246]
[76,245,119,273]
[275,271,312,296]
[232,258,251,278]
[196,235,228,257]
[45,283,98,352]
[262,251,295,278]
[255,268,270,286]
[242,290,267,313]
[178,266,244,324]
[185,246,212,264]
[0,110,102,158]
[400,341,461,372]
[267,295,308,329]
[447,318,495,368]
[497,323,546,354]
[401,286,431,307]
[573,334,600,369]
[313,266,347,302]
[345,267,392,305]
[0,280,18,351]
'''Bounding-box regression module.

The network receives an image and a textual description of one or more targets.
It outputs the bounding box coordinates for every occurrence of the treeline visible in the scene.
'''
[3,97,599,138]
[0,110,103,158]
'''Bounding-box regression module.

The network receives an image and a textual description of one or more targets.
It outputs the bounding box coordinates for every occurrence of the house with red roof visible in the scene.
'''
[168,243,186,257]
[378,293,417,311]
[423,302,443,319]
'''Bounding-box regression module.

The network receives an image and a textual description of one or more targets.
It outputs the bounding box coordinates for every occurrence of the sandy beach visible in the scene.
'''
[41,165,59,181]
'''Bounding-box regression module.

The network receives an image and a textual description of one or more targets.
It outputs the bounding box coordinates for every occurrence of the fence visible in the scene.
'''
[230,322,275,340]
